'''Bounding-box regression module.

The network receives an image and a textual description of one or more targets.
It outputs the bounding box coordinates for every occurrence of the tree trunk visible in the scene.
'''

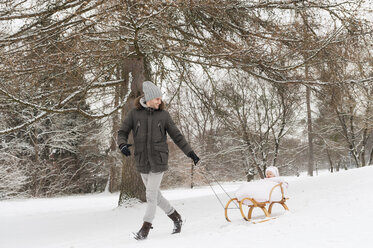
[361,149,366,167]
[118,57,148,205]
[348,106,361,168]
[272,86,287,167]
[368,147,373,166]
[360,123,369,167]
[306,86,314,176]
[246,169,255,182]
[30,128,40,196]
[108,70,121,193]
[190,163,195,189]
[326,149,333,173]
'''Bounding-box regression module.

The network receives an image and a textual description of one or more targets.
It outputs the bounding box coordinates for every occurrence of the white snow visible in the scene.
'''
[1,166,373,248]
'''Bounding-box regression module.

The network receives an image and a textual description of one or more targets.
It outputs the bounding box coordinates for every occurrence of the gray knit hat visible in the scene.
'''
[143,81,162,102]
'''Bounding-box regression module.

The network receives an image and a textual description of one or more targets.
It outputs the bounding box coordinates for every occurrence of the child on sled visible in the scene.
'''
[235,166,288,204]
[264,166,288,189]
[225,166,290,222]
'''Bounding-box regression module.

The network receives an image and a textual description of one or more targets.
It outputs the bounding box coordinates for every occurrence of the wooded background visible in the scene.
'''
[0,0,372,203]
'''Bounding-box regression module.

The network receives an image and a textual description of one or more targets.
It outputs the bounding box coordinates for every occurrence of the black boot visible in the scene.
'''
[168,210,183,234]
[134,222,153,240]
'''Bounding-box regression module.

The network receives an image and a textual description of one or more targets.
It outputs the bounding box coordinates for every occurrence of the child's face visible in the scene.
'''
[266,171,275,178]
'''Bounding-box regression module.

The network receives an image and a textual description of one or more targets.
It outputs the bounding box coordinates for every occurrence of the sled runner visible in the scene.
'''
[224,182,289,223]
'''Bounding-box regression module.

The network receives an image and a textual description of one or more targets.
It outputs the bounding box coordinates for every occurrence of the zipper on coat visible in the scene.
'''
[158,122,164,137]
[134,121,140,136]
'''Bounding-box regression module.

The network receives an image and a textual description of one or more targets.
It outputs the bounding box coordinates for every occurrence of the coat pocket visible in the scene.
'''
[154,145,168,164]
[134,145,144,165]
[160,151,168,164]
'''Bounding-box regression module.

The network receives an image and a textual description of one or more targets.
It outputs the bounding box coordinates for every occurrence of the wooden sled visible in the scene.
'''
[225,182,289,223]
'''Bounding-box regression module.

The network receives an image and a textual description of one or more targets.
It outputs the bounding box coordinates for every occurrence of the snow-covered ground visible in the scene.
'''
[1,166,373,248]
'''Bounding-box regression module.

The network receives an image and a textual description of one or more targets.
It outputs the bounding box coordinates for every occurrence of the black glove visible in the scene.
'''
[119,144,132,156]
[188,151,200,165]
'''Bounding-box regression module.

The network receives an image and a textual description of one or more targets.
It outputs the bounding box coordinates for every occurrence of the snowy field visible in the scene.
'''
[1,166,373,248]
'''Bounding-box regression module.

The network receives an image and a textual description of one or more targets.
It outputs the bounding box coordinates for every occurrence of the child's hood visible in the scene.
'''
[266,166,280,177]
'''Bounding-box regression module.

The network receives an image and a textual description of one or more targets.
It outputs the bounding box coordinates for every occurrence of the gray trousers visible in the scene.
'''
[140,172,175,223]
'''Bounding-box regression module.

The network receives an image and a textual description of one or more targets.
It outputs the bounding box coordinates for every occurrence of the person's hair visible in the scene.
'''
[134,95,165,110]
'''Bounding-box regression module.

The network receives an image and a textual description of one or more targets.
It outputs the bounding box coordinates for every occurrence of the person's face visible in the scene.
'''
[146,97,162,109]
[266,171,275,178]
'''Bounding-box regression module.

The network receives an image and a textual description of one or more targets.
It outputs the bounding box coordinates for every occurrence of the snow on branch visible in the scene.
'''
[0,78,129,135]
[267,26,345,72]
[0,111,48,135]
[0,0,83,21]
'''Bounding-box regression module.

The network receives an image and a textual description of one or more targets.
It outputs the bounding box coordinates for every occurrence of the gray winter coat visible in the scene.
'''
[117,97,193,173]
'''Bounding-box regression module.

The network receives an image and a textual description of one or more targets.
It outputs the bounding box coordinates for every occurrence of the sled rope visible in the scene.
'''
[198,166,240,210]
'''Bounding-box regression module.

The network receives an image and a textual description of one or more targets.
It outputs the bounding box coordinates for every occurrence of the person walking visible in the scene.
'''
[117,81,200,240]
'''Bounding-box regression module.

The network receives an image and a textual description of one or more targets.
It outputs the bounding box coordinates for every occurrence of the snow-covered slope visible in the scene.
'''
[1,166,372,248]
